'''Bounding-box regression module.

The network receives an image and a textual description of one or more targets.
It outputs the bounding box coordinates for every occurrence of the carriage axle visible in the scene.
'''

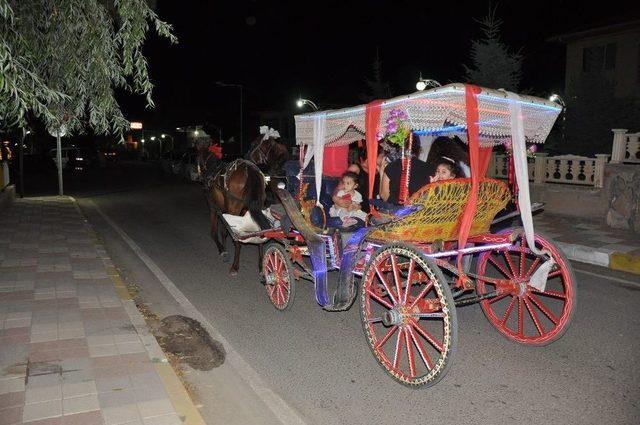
[454,290,498,306]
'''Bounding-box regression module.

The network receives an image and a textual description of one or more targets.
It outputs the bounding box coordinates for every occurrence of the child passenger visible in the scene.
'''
[329,171,368,227]
[429,157,462,183]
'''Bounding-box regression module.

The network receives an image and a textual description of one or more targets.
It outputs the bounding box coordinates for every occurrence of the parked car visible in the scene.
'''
[160,151,181,174]
[49,147,78,170]
[160,152,173,173]
[181,151,200,182]
[100,148,118,163]
[71,149,99,170]
[171,151,185,175]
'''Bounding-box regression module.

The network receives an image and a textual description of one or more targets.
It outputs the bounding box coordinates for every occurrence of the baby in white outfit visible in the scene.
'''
[329,172,368,226]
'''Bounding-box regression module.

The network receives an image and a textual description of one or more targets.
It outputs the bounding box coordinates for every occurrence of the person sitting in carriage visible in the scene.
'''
[430,156,463,182]
[336,144,383,213]
[424,135,470,177]
[327,171,368,229]
[375,137,433,211]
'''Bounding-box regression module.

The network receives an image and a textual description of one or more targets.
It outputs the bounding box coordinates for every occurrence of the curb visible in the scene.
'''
[556,241,640,276]
[609,252,640,275]
[71,196,207,425]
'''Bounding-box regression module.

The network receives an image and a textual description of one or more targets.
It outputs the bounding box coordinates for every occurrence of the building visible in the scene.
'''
[550,19,640,98]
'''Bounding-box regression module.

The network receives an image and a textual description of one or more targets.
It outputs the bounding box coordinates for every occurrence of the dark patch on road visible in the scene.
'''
[158,315,226,370]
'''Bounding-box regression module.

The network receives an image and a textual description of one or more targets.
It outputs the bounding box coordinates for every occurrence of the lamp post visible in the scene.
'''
[150,136,159,159]
[48,123,67,196]
[296,98,319,111]
[416,74,441,91]
[549,93,567,145]
[160,134,174,156]
[216,81,243,154]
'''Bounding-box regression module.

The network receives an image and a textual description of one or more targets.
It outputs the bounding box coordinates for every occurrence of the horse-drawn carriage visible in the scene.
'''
[213,83,577,387]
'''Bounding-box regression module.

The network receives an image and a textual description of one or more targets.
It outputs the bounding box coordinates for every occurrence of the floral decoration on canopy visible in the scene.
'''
[380,108,410,147]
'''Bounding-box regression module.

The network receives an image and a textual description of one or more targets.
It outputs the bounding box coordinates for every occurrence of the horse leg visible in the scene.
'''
[210,210,228,261]
[258,244,265,283]
[229,240,241,276]
[218,216,229,263]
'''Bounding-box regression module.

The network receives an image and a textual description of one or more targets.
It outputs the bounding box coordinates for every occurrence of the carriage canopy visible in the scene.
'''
[294,83,561,148]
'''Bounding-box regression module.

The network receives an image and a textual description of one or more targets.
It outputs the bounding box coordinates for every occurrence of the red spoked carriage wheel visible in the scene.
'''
[476,229,577,345]
[262,243,295,311]
[360,243,457,387]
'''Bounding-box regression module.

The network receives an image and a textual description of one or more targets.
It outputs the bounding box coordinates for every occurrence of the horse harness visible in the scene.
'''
[248,138,274,165]
[204,159,267,206]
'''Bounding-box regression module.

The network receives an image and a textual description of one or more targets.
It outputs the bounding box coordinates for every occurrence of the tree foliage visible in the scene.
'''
[0,0,176,134]
[359,49,393,102]
[464,8,522,91]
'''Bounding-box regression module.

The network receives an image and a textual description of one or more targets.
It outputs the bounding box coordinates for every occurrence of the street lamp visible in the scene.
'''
[549,93,566,108]
[296,98,319,111]
[216,81,243,154]
[416,74,441,91]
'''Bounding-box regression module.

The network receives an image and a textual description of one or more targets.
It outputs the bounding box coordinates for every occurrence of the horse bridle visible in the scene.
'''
[248,137,274,165]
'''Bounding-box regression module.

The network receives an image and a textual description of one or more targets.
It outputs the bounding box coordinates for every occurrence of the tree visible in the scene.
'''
[359,49,393,102]
[464,7,522,91]
[0,0,176,135]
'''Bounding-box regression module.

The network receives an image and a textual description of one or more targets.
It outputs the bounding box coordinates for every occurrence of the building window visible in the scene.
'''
[582,42,616,72]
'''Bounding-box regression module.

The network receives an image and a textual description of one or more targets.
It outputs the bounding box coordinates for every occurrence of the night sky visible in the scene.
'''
[121,0,640,138]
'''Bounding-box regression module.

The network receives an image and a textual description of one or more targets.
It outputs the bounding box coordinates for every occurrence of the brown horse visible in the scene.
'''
[197,142,272,276]
[247,135,289,177]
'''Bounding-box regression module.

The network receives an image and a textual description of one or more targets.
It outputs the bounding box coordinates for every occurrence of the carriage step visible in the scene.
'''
[454,291,498,306]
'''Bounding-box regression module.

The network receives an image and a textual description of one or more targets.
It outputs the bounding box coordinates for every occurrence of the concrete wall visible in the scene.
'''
[605,163,640,232]
[529,163,640,234]
[530,182,608,219]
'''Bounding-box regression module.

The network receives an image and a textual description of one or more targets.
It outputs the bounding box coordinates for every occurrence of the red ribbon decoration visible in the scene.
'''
[365,100,383,202]
[208,144,223,159]
[398,132,413,205]
[456,84,482,279]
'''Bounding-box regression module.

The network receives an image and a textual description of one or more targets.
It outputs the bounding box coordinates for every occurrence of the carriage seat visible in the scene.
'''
[368,178,511,243]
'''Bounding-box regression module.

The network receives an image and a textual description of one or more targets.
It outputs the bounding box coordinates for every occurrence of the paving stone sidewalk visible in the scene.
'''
[0,197,196,425]
[534,212,640,274]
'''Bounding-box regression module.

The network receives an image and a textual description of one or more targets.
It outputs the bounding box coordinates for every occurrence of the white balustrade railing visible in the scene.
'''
[488,154,535,181]
[611,129,640,164]
[487,152,608,188]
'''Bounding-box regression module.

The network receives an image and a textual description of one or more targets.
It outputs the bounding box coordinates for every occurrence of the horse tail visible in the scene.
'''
[242,163,271,230]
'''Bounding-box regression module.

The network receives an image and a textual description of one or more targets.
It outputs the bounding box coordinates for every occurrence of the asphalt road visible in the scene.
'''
[74,162,639,425]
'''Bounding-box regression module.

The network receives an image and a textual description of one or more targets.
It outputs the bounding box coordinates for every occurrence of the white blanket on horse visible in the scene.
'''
[222,209,277,244]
